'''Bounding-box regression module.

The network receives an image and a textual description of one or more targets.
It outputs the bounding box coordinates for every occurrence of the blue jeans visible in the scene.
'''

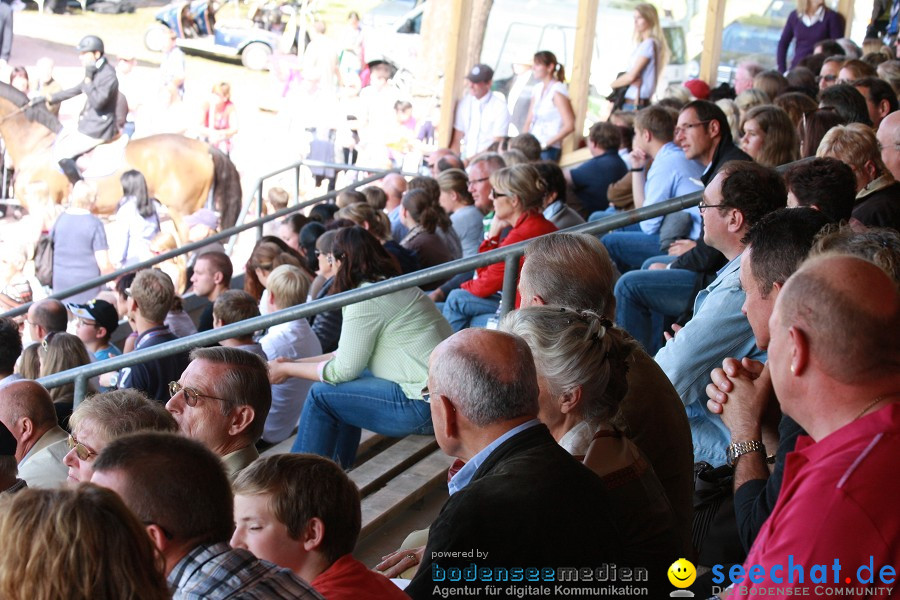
[614,257,697,355]
[443,289,501,332]
[540,147,561,162]
[602,231,661,273]
[292,376,433,468]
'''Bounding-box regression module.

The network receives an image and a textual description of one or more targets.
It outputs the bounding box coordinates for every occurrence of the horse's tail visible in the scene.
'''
[209,146,242,230]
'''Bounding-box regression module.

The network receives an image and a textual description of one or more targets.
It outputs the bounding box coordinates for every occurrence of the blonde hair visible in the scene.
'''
[130,268,175,323]
[634,3,670,80]
[266,264,311,310]
[436,168,474,206]
[716,98,741,141]
[735,89,770,114]
[489,164,546,212]
[0,485,170,600]
[816,123,890,180]
[336,202,392,241]
[68,181,96,210]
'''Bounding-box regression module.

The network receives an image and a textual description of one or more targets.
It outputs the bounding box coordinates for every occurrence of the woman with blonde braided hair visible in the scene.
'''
[501,305,681,577]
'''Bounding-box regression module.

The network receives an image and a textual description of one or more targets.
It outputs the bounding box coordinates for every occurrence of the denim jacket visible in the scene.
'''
[655,253,766,465]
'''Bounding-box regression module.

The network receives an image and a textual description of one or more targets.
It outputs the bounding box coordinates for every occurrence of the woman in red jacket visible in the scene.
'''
[442,163,557,331]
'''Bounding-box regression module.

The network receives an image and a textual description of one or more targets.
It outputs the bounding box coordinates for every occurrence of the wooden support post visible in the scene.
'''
[562,0,599,156]
[699,0,726,86]
[837,0,854,38]
[437,0,474,149]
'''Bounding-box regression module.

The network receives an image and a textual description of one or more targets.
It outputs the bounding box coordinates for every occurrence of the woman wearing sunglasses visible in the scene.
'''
[62,388,177,484]
[442,164,557,331]
[268,226,452,468]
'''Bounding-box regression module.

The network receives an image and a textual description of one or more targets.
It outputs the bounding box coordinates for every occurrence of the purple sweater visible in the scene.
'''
[777,9,845,72]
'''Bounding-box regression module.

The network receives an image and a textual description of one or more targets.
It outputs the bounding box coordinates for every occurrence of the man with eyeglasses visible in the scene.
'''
[24,298,67,345]
[68,299,121,392]
[877,109,900,180]
[0,380,68,489]
[817,56,844,91]
[656,161,784,466]
[166,346,271,480]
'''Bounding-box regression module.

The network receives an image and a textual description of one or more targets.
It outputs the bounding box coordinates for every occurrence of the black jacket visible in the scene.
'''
[700,138,751,186]
[406,424,676,598]
[51,57,119,140]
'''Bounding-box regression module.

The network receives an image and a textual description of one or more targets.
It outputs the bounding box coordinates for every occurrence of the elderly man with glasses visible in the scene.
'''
[166,346,272,480]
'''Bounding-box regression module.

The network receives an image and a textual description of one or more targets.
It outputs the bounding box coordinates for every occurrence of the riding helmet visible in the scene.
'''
[77,35,105,55]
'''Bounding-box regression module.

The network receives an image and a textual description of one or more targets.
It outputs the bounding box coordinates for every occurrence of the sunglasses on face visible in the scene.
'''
[67,433,98,461]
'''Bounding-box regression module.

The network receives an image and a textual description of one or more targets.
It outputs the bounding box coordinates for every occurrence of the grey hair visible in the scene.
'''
[429,334,538,427]
[69,388,178,446]
[500,307,638,423]
[468,152,506,171]
[189,347,271,442]
[521,233,617,315]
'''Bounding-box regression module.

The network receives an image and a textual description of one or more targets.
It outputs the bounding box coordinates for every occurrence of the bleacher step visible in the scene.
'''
[349,435,439,496]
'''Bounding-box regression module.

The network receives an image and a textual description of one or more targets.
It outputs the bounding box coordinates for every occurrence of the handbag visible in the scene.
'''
[34,232,54,287]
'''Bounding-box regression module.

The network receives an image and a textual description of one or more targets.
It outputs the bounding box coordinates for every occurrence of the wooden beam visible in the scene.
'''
[563,0,599,155]
[699,0,726,86]
[837,0,854,38]
[437,0,475,149]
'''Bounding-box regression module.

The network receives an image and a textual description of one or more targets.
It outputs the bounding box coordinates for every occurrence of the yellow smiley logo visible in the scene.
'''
[668,558,696,588]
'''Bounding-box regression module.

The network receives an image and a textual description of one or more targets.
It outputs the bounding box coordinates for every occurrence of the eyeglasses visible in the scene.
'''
[816,74,837,83]
[674,120,711,137]
[698,201,728,211]
[467,176,490,186]
[40,331,57,352]
[490,190,510,200]
[67,433,98,461]
[77,318,97,328]
[421,386,431,403]
[168,381,228,407]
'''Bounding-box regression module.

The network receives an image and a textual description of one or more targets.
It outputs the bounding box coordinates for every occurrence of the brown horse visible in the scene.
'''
[0,82,241,237]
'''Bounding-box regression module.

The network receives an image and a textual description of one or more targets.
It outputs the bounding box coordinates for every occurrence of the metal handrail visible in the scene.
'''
[1,162,407,319]
[37,189,704,404]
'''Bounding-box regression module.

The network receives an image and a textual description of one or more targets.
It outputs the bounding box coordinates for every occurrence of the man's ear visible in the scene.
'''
[213,316,223,329]
[729,207,745,233]
[213,271,224,286]
[788,326,810,377]
[531,294,547,306]
[228,405,255,437]
[708,118,721,139]
[301,517,326,552]
[437,395,459,441]
[17,416,34,445]
[145,524,171,553]
[879,99,892,120]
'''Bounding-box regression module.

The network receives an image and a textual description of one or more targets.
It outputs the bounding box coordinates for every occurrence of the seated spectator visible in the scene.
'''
[0,421,23,495]
[566,122,628,216]
[69,299,121,362]
[406,329,649,598]
[308,203,339,225]
[191,251,233,331]
[773,91,818,127]
[817,122,900,229]
[244,241,303,316]
[269,227,451,468]
[39,333,95,428]
[798,106,843,156]
[117,269,190,402]
[381,172,409,240]
[309,230,343,353]
[262,188,291,237]
[851,76,898,129]
[817,55,844,91]
[818,83,873,125]
[16,344,41,380]
[704,208,833,556]
[726,255,900,599]
[0,317,22,390]
[784,157,856,221]
[299,222,327,274]
[735,89,769,118]
[337,202,418,274]
[91,433,320,598]
[517,232,694,555]
[877,59,900,95]
[739,105,799,167]
[507,132,542,162]
[877,110,900,181]
[407,175,463,260]
[812,224,900,280]
[260,266,321,446]
[0,485,172,598]
[501,306,681,579]
[167,347,271,479]
[25,298,67,345]
[336,189,366,209]
[110,170,161,269]
[535,161,585,229]
[784,65,818,97]
[734,60,764,95]
[500,148,529,166]
[656,161,785,465]
[837,57,877,83]
[437,168,483,258]
[166,295,197,339]
[183,208,226,273]
[752,69,788,101]
[232,454,409,599]
[597,105,704,272]
[442,164,557,331]
[363,185,387,210]
[62,388,177,485]
[0,381,68,489]
[399,189,455,282]
[212,290,266,359]
[278,212,311,254]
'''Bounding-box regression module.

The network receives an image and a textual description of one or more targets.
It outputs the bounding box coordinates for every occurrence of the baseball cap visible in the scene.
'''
[684,79,711,100]
[67,299,119,334]
[466,64,494,84]
[184,208,219,231]
[1,420,15,456]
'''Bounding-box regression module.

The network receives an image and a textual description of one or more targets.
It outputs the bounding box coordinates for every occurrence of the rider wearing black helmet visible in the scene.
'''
[33,35,119,182]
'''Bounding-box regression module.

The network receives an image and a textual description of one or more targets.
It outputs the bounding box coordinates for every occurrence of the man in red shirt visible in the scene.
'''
[231,454,408,600]
[728,255,900,600]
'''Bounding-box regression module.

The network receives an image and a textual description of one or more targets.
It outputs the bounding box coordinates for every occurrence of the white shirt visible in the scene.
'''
[454,91,511,159]
[259,319,322,444]
[530,80,568,149]
[800,5,825,26]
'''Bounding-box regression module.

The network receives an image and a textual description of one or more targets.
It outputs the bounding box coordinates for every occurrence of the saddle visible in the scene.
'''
[75,134,130,179]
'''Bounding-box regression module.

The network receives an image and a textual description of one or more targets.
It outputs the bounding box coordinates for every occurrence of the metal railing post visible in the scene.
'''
[499,253,520,318]
[293,164,301,205]
[256,181,264,240]
[73,374,87,408]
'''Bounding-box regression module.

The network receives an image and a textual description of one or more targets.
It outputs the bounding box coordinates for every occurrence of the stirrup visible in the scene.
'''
[58,158,83,184]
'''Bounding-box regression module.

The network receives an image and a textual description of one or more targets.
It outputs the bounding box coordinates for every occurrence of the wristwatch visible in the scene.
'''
[726,440,765,467]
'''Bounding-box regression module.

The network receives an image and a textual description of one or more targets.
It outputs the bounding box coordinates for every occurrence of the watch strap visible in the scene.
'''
[727,440,765,466]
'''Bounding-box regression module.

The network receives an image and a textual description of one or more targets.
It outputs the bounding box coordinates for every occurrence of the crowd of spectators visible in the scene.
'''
[1,6,900,600]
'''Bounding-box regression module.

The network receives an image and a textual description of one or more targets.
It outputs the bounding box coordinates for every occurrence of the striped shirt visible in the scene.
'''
[168,543,323,599]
